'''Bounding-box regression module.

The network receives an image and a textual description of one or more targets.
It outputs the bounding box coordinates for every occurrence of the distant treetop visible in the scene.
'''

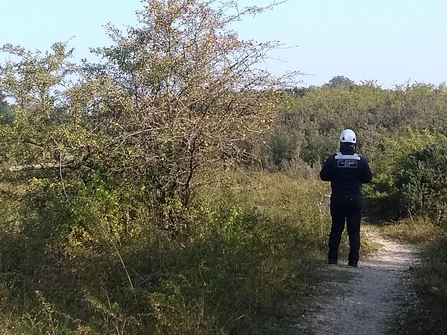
[327,75,356,88]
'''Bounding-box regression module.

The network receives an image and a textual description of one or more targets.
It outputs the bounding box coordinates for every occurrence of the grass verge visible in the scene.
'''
[380,218,447,335]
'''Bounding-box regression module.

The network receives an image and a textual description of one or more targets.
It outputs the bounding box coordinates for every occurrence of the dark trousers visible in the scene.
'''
[328,195,363,262]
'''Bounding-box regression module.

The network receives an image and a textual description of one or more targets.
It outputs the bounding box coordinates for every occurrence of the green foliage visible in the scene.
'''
[395,135,447,221]
[0,41,95,174]
[364,128,447,221]
[148,204,300,334]
[326,75,356,88]
[0,171,333,334]
[265,82,447,172]
[363,127,437,219]
[0,94,13,124]
[265,84,389,169]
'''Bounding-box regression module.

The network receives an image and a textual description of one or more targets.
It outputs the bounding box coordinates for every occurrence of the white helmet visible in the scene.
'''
[340,129,356,144]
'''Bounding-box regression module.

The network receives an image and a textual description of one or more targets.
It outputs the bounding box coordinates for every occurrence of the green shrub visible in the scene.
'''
[363,127,437,220]
[395,136,447,221]
[0,170,336,334]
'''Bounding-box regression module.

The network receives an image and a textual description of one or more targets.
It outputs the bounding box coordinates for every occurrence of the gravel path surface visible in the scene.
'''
[298,228,418,335]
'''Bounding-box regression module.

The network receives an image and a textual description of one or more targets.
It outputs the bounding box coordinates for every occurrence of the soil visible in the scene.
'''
[288,227,418,335]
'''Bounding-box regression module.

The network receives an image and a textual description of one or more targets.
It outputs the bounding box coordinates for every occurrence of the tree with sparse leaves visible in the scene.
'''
[0,42,85,174]
[80,0,297,227]
[0,0,298,229]
[0,2,307,333]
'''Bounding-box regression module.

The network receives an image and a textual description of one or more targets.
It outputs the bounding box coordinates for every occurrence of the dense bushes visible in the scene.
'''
[394,136,447,220]
[361,128,437,219]
[0,171,332,334]
[264,83,447,172]
[360,128,447,222]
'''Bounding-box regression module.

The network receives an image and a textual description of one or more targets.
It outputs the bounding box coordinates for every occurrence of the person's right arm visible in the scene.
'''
[361,159,373,183]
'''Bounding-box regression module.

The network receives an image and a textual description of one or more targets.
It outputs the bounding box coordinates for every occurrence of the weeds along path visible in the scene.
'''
[297,227,418,335]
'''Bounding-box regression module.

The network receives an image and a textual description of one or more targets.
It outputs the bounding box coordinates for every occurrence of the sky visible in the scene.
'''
[1,0,447,89]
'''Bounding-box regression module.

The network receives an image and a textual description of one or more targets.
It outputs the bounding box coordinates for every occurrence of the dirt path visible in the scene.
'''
[296,228,418,335]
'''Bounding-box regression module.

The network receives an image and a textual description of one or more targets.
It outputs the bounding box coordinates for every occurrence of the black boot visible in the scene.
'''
[328,250,338,264]
[348,260,358,267]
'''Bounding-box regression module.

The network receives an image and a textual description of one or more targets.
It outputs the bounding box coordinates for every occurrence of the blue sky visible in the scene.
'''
[2,0,447,88]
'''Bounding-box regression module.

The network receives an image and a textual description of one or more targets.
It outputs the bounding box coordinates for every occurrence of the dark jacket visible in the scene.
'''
[320,145,372,197]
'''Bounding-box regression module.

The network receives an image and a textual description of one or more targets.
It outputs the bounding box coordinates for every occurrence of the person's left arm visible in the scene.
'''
[320,156,334,181]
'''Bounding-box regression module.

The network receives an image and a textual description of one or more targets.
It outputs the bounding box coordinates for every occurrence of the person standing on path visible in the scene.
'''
[319,129,373,267]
